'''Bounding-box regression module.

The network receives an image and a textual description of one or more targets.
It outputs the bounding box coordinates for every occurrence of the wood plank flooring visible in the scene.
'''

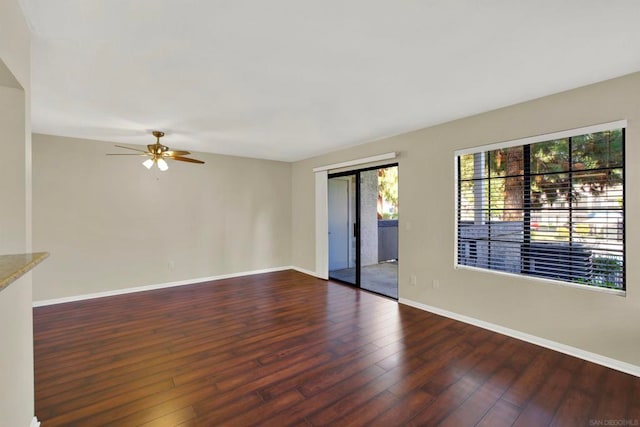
[33,270,640,426]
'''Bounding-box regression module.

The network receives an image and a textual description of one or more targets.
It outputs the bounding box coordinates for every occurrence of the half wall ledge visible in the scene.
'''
[0,252,48,292]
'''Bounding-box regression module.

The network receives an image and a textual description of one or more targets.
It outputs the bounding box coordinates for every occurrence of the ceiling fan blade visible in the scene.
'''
[110,132,202,166]
[170,156,205,164]
[114,145,149,153]
[163,150,191,157]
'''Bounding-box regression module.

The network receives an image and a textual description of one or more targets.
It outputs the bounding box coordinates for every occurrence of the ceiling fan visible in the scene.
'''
[107,131,205,171]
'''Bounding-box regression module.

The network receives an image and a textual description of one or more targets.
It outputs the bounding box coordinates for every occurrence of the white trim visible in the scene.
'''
[32,266,292,307]
[455,120,627,156]
[292,265,325,279]
[399,297,640,378]
[312,152,397,172]
[30,416,40,427]
[315,170,329,279]
[453,153,460,267]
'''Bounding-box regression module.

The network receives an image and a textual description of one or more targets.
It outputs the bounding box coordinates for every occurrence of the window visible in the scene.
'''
[456,123,625,291]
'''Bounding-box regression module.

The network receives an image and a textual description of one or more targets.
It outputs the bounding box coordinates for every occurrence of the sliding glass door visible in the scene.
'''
[328,165,398,299]
[328,173,357,285]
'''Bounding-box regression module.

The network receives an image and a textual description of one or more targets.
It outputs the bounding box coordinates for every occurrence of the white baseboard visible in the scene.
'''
[399,297,640,378]
[30,416,40,427]
[33,266,294,307]
[291,265,325,279]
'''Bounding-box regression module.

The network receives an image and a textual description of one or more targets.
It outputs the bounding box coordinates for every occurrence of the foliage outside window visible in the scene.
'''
[378,167,398,219]
[456,127,624,291]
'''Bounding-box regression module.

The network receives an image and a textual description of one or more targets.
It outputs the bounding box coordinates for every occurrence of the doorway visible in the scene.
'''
[328,164,398,298]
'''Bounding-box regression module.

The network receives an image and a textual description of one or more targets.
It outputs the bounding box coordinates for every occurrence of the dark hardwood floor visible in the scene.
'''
[33,270,640,426]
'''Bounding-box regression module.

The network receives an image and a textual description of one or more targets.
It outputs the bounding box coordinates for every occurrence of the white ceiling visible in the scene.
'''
[20,1,640,161]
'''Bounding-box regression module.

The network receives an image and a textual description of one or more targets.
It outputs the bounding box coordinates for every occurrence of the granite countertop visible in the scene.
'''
[0,252,49,292]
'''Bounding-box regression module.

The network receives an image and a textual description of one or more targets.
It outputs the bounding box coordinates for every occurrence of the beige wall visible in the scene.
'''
[32,134,291,301]
[0,82,26,253]
[291,71,640,367]
[0,0,34,426]
[0,0,31,88]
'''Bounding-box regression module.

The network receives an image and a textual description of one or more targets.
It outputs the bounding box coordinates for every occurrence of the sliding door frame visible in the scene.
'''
[328,162,398,297]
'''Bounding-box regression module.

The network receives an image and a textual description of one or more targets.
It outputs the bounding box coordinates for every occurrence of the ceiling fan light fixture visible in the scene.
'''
[157,158,169,171]
[108,130,204,169]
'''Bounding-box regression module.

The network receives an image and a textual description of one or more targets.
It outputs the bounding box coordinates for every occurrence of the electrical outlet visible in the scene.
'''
[432,279,440,289]
[168,260,175,270]
[410,274,417,286]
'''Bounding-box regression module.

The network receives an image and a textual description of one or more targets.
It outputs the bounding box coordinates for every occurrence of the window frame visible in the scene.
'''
[454,120,627,296]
